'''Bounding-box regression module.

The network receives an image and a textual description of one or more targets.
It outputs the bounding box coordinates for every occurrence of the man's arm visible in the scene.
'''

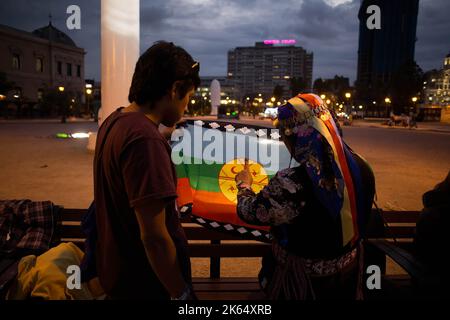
[134,199,187,299]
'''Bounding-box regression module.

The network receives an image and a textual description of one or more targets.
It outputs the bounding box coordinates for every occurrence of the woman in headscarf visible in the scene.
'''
[235,93,375,300]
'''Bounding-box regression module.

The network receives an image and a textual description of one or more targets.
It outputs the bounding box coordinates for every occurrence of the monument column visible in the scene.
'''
[88,0,140,151]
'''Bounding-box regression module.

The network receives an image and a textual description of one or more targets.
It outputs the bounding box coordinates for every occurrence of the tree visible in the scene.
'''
[290,77,308,96]
[388,61,423,114]
[40,88,70,121]
[272,85,284,101]
[313,78,325,94]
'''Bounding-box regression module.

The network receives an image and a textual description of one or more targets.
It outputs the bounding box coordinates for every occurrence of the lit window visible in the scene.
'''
[12,54,20,69]
[36,58,44,72]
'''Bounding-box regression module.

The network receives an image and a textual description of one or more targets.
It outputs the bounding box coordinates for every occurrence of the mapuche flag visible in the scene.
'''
[171,120,295,240]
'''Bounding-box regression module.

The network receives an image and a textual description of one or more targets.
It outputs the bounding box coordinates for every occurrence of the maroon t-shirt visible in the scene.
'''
[93,107,191,299]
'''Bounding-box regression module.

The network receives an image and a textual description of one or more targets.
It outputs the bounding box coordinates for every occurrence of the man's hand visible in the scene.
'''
[235,159,253,187]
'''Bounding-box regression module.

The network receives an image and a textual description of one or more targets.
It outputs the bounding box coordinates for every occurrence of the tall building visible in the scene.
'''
[0,22,85,105]
[356,0,419,103]
[227,42,313,99]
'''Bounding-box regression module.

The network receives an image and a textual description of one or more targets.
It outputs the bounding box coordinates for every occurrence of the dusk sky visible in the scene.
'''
[0,0,448,84]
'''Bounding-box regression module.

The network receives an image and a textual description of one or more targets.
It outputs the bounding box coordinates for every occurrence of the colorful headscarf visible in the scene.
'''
[276,93,365,246]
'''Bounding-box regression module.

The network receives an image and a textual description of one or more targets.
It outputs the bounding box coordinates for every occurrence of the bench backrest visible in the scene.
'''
[55,208,421,277]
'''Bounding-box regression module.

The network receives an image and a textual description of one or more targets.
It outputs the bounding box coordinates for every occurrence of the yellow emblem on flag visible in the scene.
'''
[218,158,269,203]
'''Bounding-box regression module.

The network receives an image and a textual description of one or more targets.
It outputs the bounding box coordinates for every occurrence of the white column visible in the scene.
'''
[88,0,139,151]
[210,79,221,116]
[100,0,139,124]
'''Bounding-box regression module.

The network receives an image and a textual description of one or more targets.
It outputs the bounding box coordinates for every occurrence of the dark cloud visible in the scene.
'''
[0,0,449,84]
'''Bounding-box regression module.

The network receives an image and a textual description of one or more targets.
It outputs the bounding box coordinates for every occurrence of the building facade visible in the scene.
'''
[0,22,85,107]
[227,42,313,99]
[423,53,450,122]
[356,0,419,105]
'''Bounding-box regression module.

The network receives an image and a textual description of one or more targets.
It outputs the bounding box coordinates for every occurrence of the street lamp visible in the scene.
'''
[58,86,65,92]
[271,97,276,102]
[320,94,326,100]
[326,99,331,105]
[191,99,196,104]
[86,88,93,115]
[411,97,418,103]
[344,92,352,113]
[384,97,391,117]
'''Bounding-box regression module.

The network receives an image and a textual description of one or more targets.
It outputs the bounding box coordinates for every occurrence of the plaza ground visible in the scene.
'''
[0,118,449,277]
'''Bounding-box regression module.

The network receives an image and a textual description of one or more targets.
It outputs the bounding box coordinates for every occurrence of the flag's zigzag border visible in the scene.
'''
[173,121,298,170]
[179,203,272,243]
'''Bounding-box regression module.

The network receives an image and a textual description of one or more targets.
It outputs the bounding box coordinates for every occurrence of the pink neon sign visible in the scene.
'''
[263,39,296,45]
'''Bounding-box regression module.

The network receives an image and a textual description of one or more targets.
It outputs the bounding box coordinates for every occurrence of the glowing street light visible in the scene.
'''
[271,97,276,102]
[345,92,351,99]
[385,97,391,104]
[412,97,418,103]
[58,86,65,92]
[86,88,93,95]
[326,99,331,105]
[191,99,196,104]
[320,94,326,100]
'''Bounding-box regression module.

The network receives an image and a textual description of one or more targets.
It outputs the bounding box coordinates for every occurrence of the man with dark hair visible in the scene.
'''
[93,41,200,299]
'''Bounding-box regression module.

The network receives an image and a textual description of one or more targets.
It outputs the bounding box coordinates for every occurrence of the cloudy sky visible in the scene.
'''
[0,0,448,84]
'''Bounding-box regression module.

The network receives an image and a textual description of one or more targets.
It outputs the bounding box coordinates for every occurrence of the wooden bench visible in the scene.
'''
[2,206,437,299]
[364,209,446,298]
[57,208,268,300]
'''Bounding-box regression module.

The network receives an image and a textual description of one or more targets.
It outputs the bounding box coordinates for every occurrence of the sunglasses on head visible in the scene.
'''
[191,61,200,73]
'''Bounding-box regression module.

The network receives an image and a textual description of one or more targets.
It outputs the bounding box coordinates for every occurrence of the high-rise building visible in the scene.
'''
[227,42,313,99]
[356,0,419,103]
